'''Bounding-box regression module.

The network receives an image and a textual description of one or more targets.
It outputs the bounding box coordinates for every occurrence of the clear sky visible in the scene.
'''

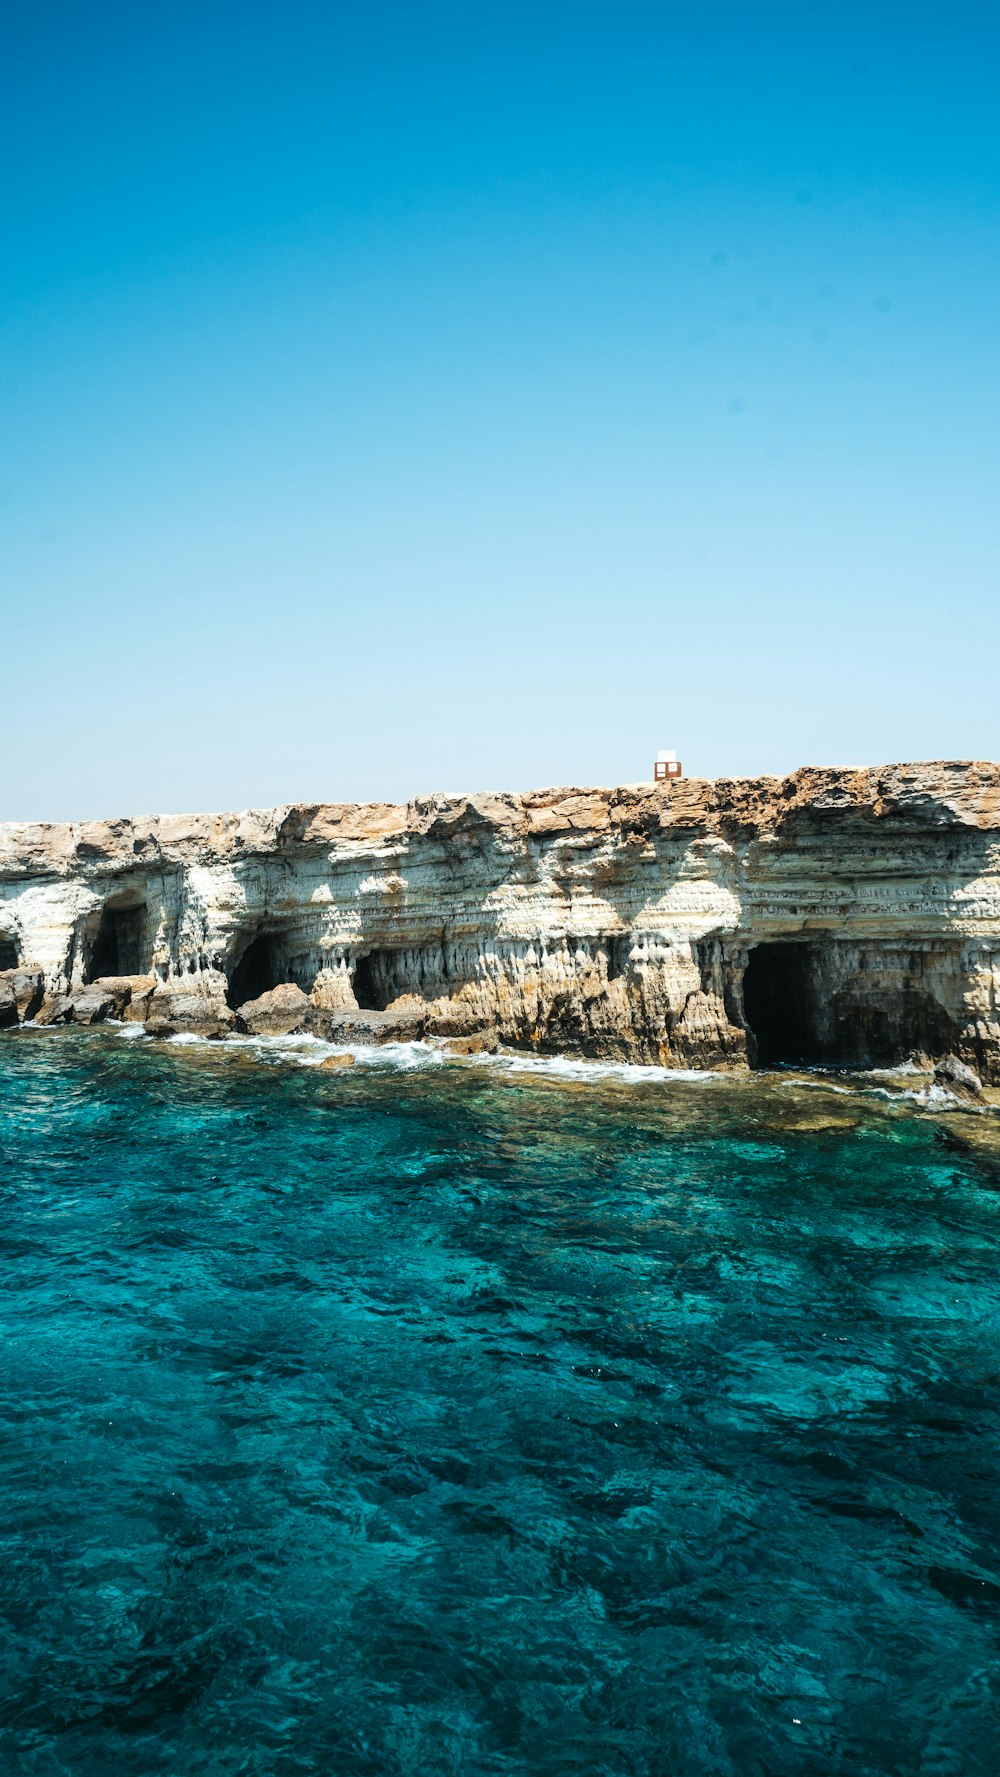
[3,2,997,819]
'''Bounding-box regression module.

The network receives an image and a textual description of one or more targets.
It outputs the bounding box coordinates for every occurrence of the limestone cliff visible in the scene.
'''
[2,763,1000,1077]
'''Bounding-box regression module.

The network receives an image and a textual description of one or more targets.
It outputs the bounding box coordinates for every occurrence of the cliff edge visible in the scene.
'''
[3,763,1000,1075]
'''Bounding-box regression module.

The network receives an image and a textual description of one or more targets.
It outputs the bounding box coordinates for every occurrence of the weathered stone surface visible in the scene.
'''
[68,986,117,1026]
[0,968,43,1025]
[236,982,311,1037]
[3,763,1000,1074]
[145,979,234,1038]
[318,1051,356,1069]
[35,993,76,1026]
[87,976,149,1019]
[933,1054,985,1102]
[119,975,157,1023]
[312,1008,427,1045]
[14,974,151,1028]
[438,1031,499,1056]
[421,1000,498,1039]
[0,977,18,1029]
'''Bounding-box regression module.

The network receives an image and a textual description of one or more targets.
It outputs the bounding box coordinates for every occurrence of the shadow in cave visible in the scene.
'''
[0,934,19,971]
[353,951,392,1011]
[85,904,150,982]
[743,942,822,1068]
[226,934,282,1009]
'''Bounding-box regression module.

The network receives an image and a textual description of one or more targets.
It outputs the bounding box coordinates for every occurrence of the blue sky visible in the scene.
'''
[3,2,997,818]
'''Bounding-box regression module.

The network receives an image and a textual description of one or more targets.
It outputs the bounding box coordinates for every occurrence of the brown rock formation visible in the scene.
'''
[2,763,999,1075]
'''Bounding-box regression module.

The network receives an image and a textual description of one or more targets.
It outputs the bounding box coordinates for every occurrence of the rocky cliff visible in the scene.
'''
[3,763,1000,1077]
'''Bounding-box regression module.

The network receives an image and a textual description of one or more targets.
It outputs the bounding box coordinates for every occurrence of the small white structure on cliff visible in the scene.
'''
[654,749,683,782]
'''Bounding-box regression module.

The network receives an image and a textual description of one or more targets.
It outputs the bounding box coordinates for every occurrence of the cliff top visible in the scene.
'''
[2,762,999,878]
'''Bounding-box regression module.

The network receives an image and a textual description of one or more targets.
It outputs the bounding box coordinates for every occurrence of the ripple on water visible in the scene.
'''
[0,1028,999,1775]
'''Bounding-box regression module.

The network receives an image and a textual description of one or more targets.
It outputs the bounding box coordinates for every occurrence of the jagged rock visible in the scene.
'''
[35,993,76,1026]
[236,982,311,1036]
[319,1051,356,1069]
[68,986,117,1025]
[4,763,1000,1074]
[422,1001,497,1038]
[0,968,43,1026]
[439,1031,499,1056]
[145,979,234,1038]
[118,975,157,1022]
[312,1007,427,1045]
[933,1054,985,1102]
[28,978,140,1027]
[79,975,154,1020]
[0,979,17,1030]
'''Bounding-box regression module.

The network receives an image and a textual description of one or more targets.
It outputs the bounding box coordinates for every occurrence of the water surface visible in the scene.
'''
[1,1030,999,1774]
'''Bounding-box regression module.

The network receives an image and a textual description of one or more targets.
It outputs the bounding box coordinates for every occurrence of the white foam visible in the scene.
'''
[123,1025,724,1085]
[871,1081,986,1114]
[170,1030,449,1072]
[804,1074,991,1115]
[748,1065,999,1117]
[105,1026,999,1113]
[293,1038,446,1071]
[484,1050,720,1085]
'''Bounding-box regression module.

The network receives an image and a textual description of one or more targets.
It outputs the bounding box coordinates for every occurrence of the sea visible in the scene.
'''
[1,1026,998,1775]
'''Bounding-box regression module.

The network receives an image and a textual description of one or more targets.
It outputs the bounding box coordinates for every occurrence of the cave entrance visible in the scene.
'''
[85,902,150,981]
[743,942,822,1068]
[226,934,282,1009]
[353,950,393,1011]
[0,934,18,971]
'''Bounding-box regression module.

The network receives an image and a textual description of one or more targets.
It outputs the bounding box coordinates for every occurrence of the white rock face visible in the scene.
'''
[2,763,1000,1074]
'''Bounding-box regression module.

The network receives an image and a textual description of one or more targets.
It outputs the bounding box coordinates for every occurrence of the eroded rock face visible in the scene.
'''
[2,762,1000,1075]
[0,969,43,1026]
[933,1055,985,1102]
[236,982,311,1037]
[312,1007,428,1046]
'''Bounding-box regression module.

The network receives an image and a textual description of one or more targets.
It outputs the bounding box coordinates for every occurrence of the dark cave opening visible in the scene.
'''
[605,937,631,982]
[353,951,392,1011]
[226,934,282,1009]
[743,942,822,1068]
[85,904,150,982]
[0,935,19,971]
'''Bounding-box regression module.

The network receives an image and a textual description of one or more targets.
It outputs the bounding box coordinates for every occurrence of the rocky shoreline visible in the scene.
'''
[3,763,1000,1079]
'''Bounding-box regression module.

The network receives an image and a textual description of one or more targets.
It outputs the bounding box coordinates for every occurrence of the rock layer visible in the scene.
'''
[2,762,1000,1076]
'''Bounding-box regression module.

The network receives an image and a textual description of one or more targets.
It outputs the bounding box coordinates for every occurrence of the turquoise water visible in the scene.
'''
[2,1031,999,1775]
